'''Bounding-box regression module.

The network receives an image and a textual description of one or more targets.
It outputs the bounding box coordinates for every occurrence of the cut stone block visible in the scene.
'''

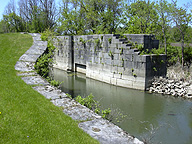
[33,86,67,100]
[51,98,101,121]
[79,119,144,144]
[19,54,40,62]
[15,61,35,72]
[21,76,49,85]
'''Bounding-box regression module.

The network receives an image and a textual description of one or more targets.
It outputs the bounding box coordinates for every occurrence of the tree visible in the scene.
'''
[58,0,86,35]
[17,0,57,32]
[4,0,16,16]
[58,0,123,35]
[124,0,159,34]
[99,0,123,34]
[39,0,57,29]
[155,0,172,54]
[170,1,192,67]
[0,20,7,33]
[3,13,24,32]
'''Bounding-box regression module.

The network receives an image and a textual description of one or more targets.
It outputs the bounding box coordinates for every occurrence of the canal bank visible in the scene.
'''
[15,33,143,144]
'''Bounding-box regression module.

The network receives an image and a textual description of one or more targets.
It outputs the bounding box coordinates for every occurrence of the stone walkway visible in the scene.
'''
[15,33,143,144]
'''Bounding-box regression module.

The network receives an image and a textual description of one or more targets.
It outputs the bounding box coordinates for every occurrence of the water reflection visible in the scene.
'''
[51,68,192,144]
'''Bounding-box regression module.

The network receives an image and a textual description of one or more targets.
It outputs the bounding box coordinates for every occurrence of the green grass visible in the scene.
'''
[0,33,99,144]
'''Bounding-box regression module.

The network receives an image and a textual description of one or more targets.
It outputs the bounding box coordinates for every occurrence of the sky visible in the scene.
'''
[0,0,191,20]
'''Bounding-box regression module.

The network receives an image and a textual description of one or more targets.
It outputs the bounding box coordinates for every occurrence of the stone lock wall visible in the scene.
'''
[53,34,166,90]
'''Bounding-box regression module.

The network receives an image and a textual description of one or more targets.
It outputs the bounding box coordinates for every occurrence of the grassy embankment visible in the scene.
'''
[0,33,98,144]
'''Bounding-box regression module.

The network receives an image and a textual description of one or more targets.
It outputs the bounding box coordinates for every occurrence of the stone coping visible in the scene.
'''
[15,32,143,144]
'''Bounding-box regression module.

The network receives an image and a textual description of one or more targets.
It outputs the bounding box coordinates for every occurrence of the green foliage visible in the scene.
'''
[35,30,56,79]
[41,29,56,41]
[153,67,157,72]
[34,54,50,78]
[108,50,114,59]
[139,45,192,66]
[2,13,24,32]
[75,93,99,111]
[124,1,159,34]
[184,45,192,67]
[74,94,126,123]
[94,38,101,49]
[108,37,112,44]
[46,77,62,88]
[137,44,144,52]
[166,45,180,65]
[79,37,86,44]
[66,93,72,99]
[150,48,165,55]
[58,0,123,35]
[120,48,123,55]
[102,108,111,119]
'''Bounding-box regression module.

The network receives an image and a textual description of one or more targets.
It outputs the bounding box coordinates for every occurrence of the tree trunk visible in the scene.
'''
[181,33,184,68]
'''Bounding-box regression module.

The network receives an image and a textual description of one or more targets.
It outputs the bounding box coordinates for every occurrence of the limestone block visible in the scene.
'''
[121,44,127,49]
[112,66,118,73]
[105,58,112,65]
[125,54,132,62]
[111,77,117,85]
[33,41,47,46]
[123,68,132,76]
[114,48,120,54]
[132,80,145,90]
[19,54,40,62]
[79,118,144,144]
[116,79,133,88]
[29,33,41,37]
[21,76,49,85]
[113,59,120,66]
[118,67,125,74]
[102,75,111,84]
[122,75,135,81]
[102,65,112,73]
[15,61,35,72]
[93,72,103,81]
[30,45,47,51]
[33,36,41,41]
[124,61,133,69]
[53,63,68,71]
[113,54,119,60]
[114,73,122,79]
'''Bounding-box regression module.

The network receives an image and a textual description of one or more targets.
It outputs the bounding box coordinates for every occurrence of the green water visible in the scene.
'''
[51,68,192,144]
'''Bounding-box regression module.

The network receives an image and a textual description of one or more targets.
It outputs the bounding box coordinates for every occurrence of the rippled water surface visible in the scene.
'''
[51,68,192,144]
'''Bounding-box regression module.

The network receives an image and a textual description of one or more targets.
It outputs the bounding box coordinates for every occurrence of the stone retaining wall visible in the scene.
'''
[53,34,166,90]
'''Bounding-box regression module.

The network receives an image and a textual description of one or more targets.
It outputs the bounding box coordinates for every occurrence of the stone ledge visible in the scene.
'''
[19,54,41,62]
[21,76,49,85]
[15,61,35,72]
[79,119,143,144]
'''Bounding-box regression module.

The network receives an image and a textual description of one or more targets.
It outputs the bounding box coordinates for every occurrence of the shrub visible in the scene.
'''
[41,28,56,41]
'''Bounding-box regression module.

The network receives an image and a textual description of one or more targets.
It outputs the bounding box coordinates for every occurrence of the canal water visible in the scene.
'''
[51,68,192,144]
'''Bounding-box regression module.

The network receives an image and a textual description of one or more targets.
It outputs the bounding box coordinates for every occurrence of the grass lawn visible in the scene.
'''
[0,33,99,144]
